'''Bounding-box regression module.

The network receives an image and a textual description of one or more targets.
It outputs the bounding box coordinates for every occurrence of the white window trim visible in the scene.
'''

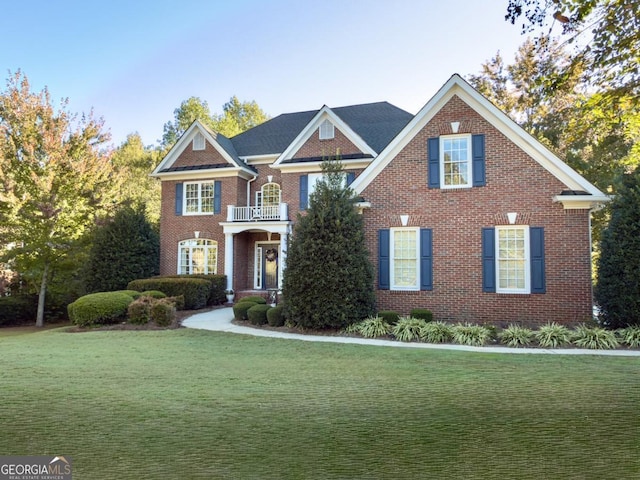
[183,181,215,216]
[193,132,205,151]
[390,227,420,291]
[254,241,280,289]
[440,133,472,189]
[319,119,335,140]
[255,183,281,207]
[177,239,218,275]
[495,225,531,294]
[307,173,347,201]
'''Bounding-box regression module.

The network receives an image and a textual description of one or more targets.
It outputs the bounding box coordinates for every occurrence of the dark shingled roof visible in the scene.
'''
[230,102,413,158]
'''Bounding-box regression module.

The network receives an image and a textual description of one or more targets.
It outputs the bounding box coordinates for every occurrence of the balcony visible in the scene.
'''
[227,203,289,222]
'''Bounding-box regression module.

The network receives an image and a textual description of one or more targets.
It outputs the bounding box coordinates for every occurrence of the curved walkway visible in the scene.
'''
[183,308,640,357]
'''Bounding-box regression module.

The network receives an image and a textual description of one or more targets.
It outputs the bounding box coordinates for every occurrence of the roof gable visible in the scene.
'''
[351,74,608,208]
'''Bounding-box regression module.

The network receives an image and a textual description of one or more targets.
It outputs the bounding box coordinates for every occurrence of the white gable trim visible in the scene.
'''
[351,74,608,208]
[151,120,253,177]
[272,106,377,168]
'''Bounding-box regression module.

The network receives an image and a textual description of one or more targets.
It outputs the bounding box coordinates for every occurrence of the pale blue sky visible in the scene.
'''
[3,0,529,147]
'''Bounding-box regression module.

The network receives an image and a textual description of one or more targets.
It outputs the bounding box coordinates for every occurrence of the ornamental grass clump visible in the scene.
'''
[451,323,493,347]
[535,322,571,348]
[392,317,428,342]
[572,324,619,350]
[498,324,535,347]
[617,326,640,348]
[358,316,391,338]
[419,321,453,344]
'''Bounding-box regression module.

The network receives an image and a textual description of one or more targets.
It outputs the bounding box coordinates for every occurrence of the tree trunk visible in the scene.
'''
[36,262,49,327]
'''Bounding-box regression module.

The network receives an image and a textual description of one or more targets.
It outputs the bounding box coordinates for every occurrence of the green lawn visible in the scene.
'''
[1,327,639,479]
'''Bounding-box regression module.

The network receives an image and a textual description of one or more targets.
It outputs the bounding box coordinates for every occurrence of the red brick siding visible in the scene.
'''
[292,127,363,159]
[172,139,230,168]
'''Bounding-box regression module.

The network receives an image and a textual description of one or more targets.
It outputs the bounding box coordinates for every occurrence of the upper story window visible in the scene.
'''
[178,239,217,274]
[300,172,355,210]
[257,183,281,207]
[185,181,214,214]
[441,134,471,188]
[319,119,335,140]
[193,132,205,151]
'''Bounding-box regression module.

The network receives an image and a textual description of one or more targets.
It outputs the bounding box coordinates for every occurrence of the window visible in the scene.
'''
[184,181,215,214]
[496,226,530,293]
[319,119,335,140]
[300,172,354,210]
[441,134,471,188]
[256,183,281,207]
[193,132,205,150]
[391,228,419,290]
[178,239,217,274]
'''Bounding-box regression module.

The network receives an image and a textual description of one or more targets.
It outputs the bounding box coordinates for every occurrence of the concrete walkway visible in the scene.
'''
[182,307,640,357]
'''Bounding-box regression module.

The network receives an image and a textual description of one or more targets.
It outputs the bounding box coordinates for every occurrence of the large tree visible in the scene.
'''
[0,71,116,326]
[282,160,376,329]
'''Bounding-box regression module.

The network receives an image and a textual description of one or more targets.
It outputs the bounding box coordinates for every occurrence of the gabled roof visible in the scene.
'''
[351,74,609,209]
[151,120,256,178]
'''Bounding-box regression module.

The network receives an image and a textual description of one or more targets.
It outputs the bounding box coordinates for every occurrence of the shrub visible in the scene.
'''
[150,300,176,327]
[358,316,391,338]
[342,321,363,334]
[0,295,37,326]
[141,290,167,299]
[498,324,535,347]
[535,322,571,348]
[114,290,143,300]
[377,311,400,325]
[238,295,267,304]
[247,304,271,326]
[165,295,185,311]
[267,305,285,327]
[127,297,154,325]
[160,274,226,305]
[410,308,433,322]
[572,325,619,349]
[392,317,428,342]
[233,301,257,321]
[419,321,454,344]
[452,323,493,346]
[128,278,210,310]
[618,326,640,348]
[68,292,134,327]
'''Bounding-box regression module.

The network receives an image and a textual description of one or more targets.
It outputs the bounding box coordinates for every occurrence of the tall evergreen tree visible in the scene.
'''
[282,160,376,329]
[595,167,640,328]
[84,204,159,293]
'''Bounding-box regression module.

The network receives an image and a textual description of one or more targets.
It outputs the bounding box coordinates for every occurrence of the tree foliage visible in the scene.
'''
[282,161,376,329]
[84,204,159,293]
[0,71,116,326]
[595,167,640,328]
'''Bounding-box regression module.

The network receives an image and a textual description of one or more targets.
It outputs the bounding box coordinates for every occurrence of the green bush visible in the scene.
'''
[392,317,428,342]
[114,290,143,300]
[128,278,210,310]
[267,305,285,327]
[159,275,226,305]
[535,322,571,348]
[617,326,640,348]
[0,295,37,326]
[452,323,493,347]
[377,311,400,325]
[141,290,167,299]
[165,295,185,311]
[247,304,271,326]
[68,292,134,327]
[239,295,267,304]
[127,297,153,325]
[572,325,619,349]
[419,321,454,344]
[498,324,535,347]
[233,301,257,321]
[150,300,176,327]
[410,308,433,322]
[358,316,391,338]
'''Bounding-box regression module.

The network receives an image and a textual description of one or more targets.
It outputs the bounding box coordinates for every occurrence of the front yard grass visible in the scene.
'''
[1,327,639,479]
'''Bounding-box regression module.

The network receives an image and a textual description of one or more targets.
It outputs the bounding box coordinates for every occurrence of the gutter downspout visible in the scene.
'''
[247,174,257,208]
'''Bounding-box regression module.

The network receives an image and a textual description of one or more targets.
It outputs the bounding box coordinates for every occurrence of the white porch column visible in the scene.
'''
[224,232,235,291]
[279,230,288,289]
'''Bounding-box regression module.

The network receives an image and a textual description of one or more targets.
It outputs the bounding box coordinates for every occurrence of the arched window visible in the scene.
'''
[256,183,281,207]
[178,239,217,275]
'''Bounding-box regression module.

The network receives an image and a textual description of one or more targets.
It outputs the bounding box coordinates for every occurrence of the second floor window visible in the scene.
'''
[185,181,214,214]
[441,134,471,188]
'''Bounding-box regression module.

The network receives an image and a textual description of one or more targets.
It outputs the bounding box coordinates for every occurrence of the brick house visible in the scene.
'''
[151,74,608,324]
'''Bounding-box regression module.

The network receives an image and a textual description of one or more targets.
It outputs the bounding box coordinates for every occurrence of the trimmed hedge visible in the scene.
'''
[141,290,167,299]
[158,275,226,305]
[233,301,257,321]
[247,304,271,325]
[68,292,134,327]
[267,305,285,327]
[150,300,176,327]
[410,308,433,322]
[0,295,37,326]
[378,310,400,325]
[127,278,210,310]
[127,297,153,325]
[114,290,144,300]
[238,295,267,304]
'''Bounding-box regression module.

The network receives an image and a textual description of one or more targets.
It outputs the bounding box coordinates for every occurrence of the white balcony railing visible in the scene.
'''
[227,203,288,222]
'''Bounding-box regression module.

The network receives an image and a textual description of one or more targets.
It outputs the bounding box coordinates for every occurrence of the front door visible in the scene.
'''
[255,243,279,289]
